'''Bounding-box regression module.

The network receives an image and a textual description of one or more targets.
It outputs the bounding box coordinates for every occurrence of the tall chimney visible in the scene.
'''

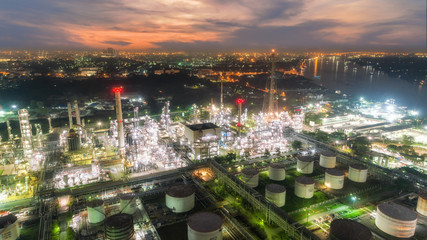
[67,102,73,129]
[113,87,125,151]
[74,100,81,126]
[6,120,12,141]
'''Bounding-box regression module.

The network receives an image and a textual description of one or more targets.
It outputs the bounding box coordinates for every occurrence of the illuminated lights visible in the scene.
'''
[112,87,123,93]
[236,98,245,104]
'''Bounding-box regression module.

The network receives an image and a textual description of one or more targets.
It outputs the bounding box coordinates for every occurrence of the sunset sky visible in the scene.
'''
[1,0,425,50]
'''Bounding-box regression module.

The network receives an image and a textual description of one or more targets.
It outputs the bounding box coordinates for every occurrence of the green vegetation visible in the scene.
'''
[349,137,371,158]
[291,140,303,150]
[50,219,60,240]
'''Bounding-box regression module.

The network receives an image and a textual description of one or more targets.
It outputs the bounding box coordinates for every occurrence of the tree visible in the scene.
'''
[264,149,271,157]
[350,137,371,157]
[291,140,303,150]
[402,135,415,145]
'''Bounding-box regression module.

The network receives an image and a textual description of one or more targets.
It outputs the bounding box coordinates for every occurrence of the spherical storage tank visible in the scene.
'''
[265,184,286,207]
[319,152,336,168]
[87,199,105,224]
[120,194,137,215]
[375,202,417,238]
[188,212,222,240]
[241,168,259,188]
[0,214,20,240]
[295,176,315,199]
[325,169,344,189]
[105,213,134,240]
[268,163,286,181]
[296,156,314,174]
[329,219,372,240]
[416,192,427,216]
[165,184,195,213]
[348,164,368,183]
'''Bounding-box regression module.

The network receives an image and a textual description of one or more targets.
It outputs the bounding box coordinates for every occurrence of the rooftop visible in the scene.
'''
[295,176,315,185]
[185,123,219,131]
[377,202,417,221]
[166,184,195,198]
[266,183,286,193]
[188,212,222,232]
[326,168,345,176]
[330,219,372,240]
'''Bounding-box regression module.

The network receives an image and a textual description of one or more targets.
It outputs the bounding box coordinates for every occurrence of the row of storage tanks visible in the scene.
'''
[86,184,223,240]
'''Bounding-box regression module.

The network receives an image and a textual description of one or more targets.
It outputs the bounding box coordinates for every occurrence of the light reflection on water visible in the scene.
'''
[303,57,427,116]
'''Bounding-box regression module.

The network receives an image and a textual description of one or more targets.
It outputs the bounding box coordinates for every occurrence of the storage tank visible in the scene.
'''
[319,152,336,168]
[375,202,417,238]
[329,219,372,240]
[105,213,134,240]
[325,169,345,190]
[241,168,259,188]
[165,184,195,213]
[416,192,427,216]
[268,163,286,181]
[188,212,222,240]
[296,156,314,174]
[265,184,286,207]
[120,194,137,215]
[348,164,368,183]
[0,214,20,240]
[87,199,105,224]
[295,176,315,199]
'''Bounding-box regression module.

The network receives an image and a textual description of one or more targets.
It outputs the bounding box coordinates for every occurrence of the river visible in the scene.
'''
[302,56,427,116]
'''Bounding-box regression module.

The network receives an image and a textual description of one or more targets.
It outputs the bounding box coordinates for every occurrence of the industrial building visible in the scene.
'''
[87,199,106,224]
[375,202,417,238]
[184,123,221,159]
[268,162,286,181]
[104,213,134,240]
[187,212,222,240]
[165,184,195,213]
[120,194,137,215]
[295,176,315,199]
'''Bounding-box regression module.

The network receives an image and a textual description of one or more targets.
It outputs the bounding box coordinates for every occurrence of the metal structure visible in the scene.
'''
[113,87,125,153]
[263,49,279,116]
[18,109,32,158]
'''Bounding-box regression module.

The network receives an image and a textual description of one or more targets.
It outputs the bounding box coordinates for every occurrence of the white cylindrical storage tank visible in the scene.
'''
[265,184,286,207]
[165,184,195,213]
[268,163,286,181]
[188,212,222,240]
[348,164,368,183]
[325,169,345,190]
[296,156,314,174]
[375,202,417,238]
[416,193,427,216]
[329,219,372,240]
[87,199,105,224]
[241,168,259,188]
[295,176,315,199]
[120,194,137,215]
[320,152,336,168]
[0,214,20,240]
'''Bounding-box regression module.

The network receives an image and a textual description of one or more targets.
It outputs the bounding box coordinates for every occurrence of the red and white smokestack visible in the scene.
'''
[113,87,125,151]
[74,100,81,126]
[236,98,244,137]
[67,102,73,129]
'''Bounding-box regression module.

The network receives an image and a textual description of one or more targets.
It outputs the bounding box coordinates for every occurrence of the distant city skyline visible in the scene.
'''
[0,0,426,50]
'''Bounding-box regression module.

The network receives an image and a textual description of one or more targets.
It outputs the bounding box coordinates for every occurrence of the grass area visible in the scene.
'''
[20,222,40,240]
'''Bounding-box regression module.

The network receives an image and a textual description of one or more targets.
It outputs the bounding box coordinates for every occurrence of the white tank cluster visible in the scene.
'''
[265,184,286,207]
[325,169,345,190]
[120,194,137,215]
[329,219,372,240]
[295,176,315,199]
[87,199,106,224]
[104,213,134,240]
[375,202,417,238]
[296,156,314,174]
[348,164,368,183]
[319,151,336,168]
[0,214,20,240]
[268,163,286,181]
[165,184,195,213]
[188,212,222,240]
[416,192,427,216]
[241,168,259,188]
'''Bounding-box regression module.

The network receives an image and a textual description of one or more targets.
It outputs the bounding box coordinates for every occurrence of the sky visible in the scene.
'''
[0,0,425,50]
